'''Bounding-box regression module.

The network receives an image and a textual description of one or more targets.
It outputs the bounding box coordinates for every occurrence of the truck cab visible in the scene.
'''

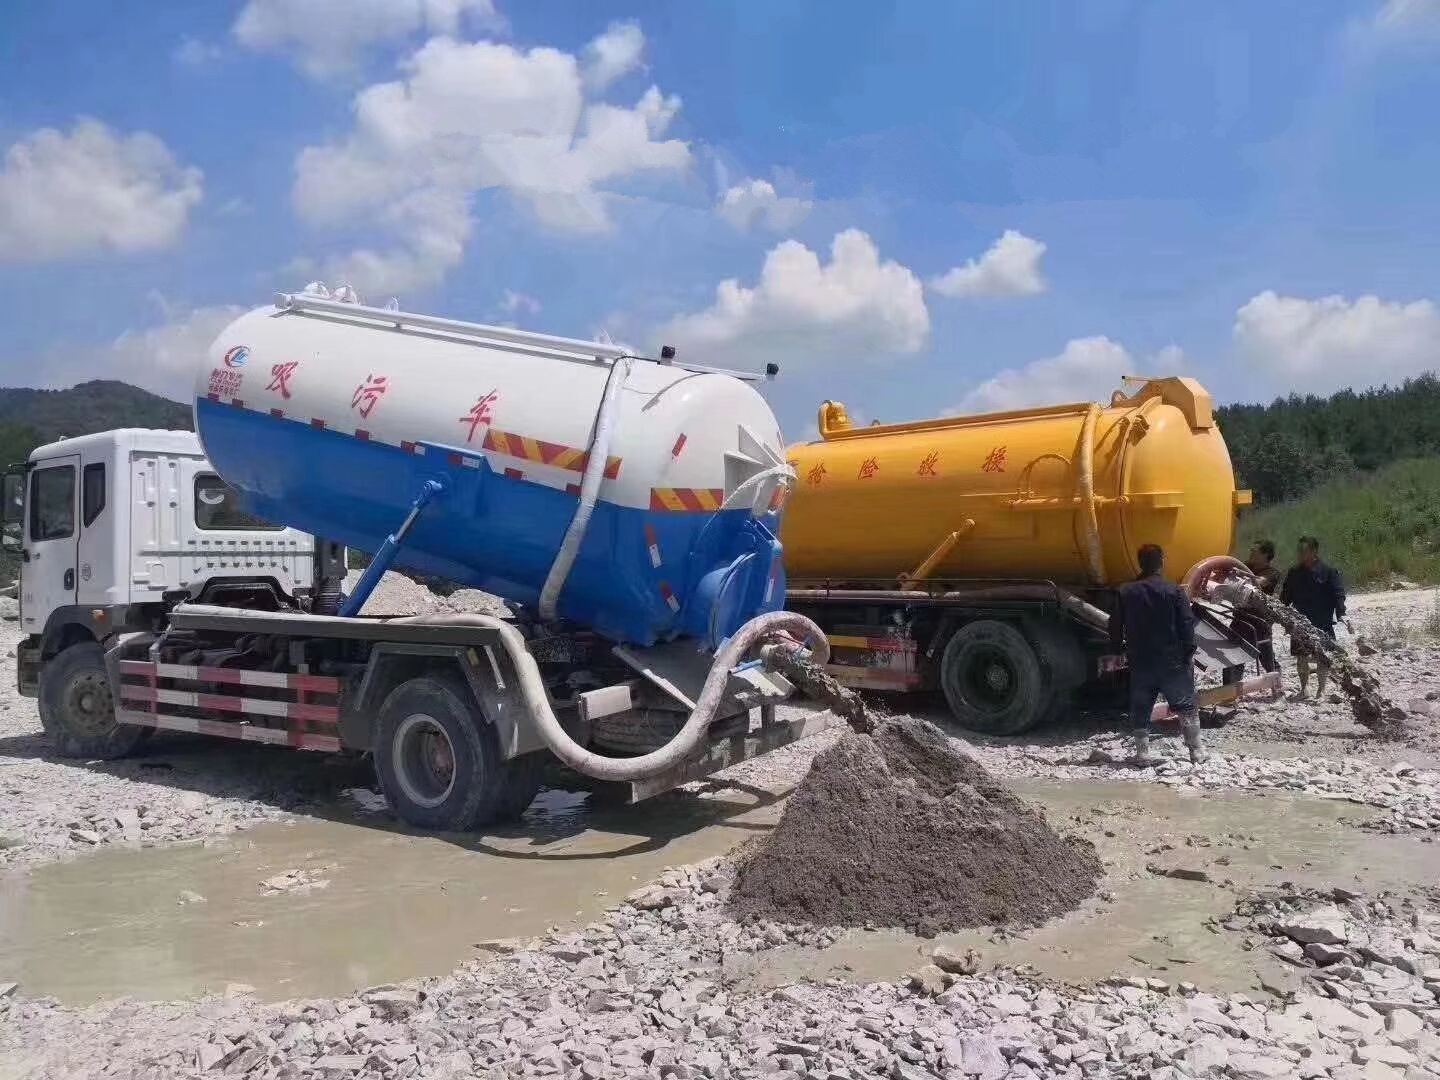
[2,428,316,755]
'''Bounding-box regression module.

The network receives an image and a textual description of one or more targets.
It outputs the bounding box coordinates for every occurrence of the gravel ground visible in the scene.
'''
[0,573,506,870]
[3,580,1440,1078]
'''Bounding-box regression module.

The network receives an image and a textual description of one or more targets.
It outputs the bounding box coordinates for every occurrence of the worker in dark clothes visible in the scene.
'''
[1223,540,1283,694]
[1279,535,1352,700]
[1108,544,1206,766]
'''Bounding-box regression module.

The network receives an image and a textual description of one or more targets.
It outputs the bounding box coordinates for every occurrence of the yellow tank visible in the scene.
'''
[781,376,1252,588]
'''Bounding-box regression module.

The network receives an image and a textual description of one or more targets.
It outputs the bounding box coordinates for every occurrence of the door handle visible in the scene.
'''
[64,568,75,590]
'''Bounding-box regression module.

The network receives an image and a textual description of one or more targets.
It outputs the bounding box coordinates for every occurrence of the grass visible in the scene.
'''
[1236,456,1440,588]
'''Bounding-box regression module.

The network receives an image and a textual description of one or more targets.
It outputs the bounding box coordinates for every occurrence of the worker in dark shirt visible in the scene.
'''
[1223,539,1283,692]
[1279,535,1351,700]
[1108,543,1206,766]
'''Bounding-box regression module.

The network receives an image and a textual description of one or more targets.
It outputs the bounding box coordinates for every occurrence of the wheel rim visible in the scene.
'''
[393,713,457,809]
[963,645,1017,714]
[64,671,116,738]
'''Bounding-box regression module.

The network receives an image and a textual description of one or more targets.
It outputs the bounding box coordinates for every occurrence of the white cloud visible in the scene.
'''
[319,188,472,297]
[1233,290,1440,392]
[929,230,1048,299]
[1376,0,1440,29]
[110,305,248,398]
[501,289,541,315]
[583,21,645,90]
[715,178,813,233]
[653,229,930,369]
[293,34,691,293]
[233,0,502,78]
[174,37,223,68]
[31,303,245,400]
[953,336,1185,414]
[0,119,203,264]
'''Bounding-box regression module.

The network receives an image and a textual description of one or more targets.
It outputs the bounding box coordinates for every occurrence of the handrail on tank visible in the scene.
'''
[809,374,1216,444]
[271,292,777,384]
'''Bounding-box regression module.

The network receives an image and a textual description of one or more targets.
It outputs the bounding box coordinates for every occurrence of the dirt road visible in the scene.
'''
[1,578,1439,1078]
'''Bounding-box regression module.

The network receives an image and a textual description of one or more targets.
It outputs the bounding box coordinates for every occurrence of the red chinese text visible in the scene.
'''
[267,362,299,399]
[858,456,880,480]
[981,446,1008,473]
[806,462,828,486]
[351,374,389,419]
[918,451,940,477]
[459,390,499,443]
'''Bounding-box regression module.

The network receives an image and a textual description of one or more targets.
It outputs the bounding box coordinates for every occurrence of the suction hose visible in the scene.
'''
[539,356,633,623]
[1182,554,1255,603]
[385,609,831,782]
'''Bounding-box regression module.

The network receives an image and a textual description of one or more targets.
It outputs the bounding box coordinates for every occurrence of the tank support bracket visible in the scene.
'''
[339,479,446,617]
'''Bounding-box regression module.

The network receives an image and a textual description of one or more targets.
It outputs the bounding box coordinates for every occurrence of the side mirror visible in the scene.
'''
[1,465,25,555]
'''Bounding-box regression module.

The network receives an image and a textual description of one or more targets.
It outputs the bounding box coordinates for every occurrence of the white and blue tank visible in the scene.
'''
[192,288,795,649]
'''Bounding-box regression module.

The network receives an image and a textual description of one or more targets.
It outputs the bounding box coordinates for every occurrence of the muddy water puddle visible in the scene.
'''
[3,775,1437,1008]
[725,778,1440,996]
[0,786,782,1006]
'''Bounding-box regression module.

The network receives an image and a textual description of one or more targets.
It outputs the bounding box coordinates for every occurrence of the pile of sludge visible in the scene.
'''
[727,717,1104,936]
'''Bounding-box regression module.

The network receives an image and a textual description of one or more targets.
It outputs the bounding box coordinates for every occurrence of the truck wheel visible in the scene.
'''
[1026,618,1088,726]
[939,620,1051,736]
[494,750,548,821]
[590,708,686,755]
[38,642,149,759]
[373,671,534,832]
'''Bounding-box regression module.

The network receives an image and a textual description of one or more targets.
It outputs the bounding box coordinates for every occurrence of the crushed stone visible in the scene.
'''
[727,716,1104,935]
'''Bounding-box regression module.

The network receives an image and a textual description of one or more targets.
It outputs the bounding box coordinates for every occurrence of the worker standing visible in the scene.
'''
[1109,544,1206,766]
[1222,539,1283,693]
[1280,535,1351,700]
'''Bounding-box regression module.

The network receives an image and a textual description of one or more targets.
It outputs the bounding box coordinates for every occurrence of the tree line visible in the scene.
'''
[1217,373,1440,506]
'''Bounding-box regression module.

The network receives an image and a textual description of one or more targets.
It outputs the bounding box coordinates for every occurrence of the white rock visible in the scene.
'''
[1355,1044,1418,1068]
[1175,1031,1232,1077]
[1230,1051,1303,1079]
[1279,905,1353,946]
[1385,1008,1425,1048]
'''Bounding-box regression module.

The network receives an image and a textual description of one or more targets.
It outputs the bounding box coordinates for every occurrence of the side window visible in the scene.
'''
[29,465,76,542]
[194,473,283,532]
[82,462,106,527]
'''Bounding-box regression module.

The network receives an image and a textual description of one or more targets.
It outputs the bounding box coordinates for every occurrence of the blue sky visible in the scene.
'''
[2,0,1439,439]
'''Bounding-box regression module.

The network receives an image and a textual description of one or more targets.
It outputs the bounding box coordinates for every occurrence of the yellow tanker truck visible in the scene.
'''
[780,375,1276,735]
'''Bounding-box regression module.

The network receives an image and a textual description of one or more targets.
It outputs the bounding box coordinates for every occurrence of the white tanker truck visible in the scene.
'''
[5,287,837,832]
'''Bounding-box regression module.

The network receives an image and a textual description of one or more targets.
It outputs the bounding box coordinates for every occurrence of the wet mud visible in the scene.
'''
[0,787,783,1006]
[724,778,1440,996]
[3,770,1437,1009]
[727,718,1103,934]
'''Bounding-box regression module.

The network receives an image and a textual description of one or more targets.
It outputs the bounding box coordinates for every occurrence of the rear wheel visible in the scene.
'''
[373,671,542,832]
[938,620,1054,736]
[39,641,149,759]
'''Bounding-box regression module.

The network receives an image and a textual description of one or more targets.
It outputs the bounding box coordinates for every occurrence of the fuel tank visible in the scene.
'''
[781,377,1251,587]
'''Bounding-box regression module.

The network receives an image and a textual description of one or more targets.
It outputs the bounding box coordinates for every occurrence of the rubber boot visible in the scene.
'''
[1180,712,1208,765]
[1130,731,1159,768]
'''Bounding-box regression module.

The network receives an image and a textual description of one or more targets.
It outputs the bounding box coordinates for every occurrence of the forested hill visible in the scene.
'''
[0,374,1436,509]
[0,380,191,443]
[0,380,191,468]
[1216,374,1440,507]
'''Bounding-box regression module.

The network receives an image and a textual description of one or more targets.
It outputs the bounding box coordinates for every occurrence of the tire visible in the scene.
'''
[590,708,687,754]
[372,670,538,832]
[494,750,548,821]
[38,641,149,759]
[1026,618,1089,726]
[938,620,1053,736]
